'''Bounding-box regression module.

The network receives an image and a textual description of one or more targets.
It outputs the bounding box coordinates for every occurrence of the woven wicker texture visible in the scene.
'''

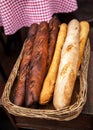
[2,38,90,121]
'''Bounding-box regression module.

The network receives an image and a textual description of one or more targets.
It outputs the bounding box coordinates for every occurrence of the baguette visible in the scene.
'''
[14,23,38,106]
[53,19,80,109]
[46,16,60,72]
[27,23,38,39]
[78,21,90,70]
[39,23,67,105]
[25,21,49,107]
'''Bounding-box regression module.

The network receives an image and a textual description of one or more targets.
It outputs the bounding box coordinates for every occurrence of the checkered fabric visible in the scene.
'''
[0,0,78,35]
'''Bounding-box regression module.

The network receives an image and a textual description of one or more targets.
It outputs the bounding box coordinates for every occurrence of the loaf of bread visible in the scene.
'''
[25,21,49,107]
[46,16,60,72]
[39,23,67,105]
[53,19,80,109]
[78,21,90,70]
[14,23,38,106]
[27,23,38,39]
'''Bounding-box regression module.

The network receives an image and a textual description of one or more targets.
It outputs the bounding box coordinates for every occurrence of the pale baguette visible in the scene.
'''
[39,23,67,105]
[53,19,80,109]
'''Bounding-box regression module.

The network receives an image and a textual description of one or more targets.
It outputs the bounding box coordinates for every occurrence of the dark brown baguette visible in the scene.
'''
[14,23,38,106]
[27,23,38,39]
[47,16,60,71]
[25,21,49,107]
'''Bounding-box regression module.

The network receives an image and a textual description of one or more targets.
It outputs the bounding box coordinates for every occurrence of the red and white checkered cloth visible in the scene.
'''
[0,0,78,35]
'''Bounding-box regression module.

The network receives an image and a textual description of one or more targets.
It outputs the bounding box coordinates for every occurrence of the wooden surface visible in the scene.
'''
[14,115,93,130]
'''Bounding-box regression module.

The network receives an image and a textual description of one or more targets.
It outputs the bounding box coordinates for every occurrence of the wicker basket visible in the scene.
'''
[1,38,90,121]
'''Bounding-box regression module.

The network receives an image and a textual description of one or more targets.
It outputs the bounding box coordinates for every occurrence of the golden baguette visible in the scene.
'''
[78,21,90,70]
[39,23,67,105]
